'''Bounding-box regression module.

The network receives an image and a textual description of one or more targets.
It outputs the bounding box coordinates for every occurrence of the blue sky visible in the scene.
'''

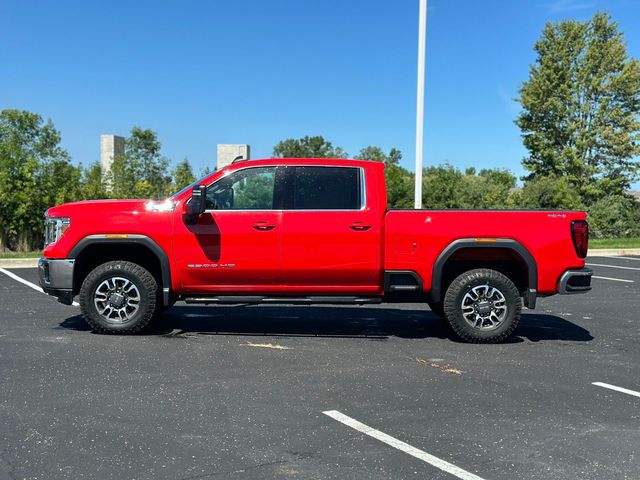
[1,0,639,185]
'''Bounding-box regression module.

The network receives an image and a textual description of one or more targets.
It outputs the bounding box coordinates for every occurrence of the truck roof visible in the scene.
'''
[227,158,382,168]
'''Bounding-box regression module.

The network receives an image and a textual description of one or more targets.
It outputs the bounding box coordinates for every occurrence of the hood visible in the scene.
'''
[46,199,153,218]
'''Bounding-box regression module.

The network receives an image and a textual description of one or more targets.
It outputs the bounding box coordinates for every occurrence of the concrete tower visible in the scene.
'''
[217,144,250,170]
[100,134,125,174]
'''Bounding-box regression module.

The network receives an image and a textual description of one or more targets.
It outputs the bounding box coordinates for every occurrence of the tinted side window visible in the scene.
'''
[206,167,276,210]
[291,167,361,210]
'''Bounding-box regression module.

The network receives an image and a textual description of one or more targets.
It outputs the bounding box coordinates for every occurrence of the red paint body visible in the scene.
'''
[44,159,587,299]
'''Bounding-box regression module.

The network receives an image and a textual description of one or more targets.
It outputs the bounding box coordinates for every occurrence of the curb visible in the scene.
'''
[0,258,39,269]
[587,248,640,257]
[0,248,638,270]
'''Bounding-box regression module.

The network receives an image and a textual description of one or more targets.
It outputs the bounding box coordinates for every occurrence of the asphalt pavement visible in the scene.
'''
[0,256,638,480]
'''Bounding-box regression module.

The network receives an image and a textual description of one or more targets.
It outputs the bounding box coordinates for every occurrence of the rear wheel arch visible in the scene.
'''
[69,235,172,305]
[430,239,537,308]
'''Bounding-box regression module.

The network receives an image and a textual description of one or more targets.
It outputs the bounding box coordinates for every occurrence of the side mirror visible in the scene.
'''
[186,184,206,216]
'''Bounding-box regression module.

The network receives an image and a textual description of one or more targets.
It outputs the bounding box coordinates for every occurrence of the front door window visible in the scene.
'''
[206,167,276,210]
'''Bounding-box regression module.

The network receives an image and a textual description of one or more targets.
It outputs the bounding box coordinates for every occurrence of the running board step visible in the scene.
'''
[183,296,382,305]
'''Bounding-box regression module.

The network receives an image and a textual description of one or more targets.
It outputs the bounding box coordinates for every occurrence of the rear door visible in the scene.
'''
[280,165,381,292]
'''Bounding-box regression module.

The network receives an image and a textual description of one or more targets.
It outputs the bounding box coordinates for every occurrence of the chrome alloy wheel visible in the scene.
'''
[93,276,141,324]
[461,284,507,331]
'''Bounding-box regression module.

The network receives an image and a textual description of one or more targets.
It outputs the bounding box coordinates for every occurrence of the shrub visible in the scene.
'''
[518,176,583,210]
[587,195,640,238]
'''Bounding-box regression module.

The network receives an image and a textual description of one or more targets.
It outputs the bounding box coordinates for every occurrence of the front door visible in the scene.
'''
[173,166,282,292]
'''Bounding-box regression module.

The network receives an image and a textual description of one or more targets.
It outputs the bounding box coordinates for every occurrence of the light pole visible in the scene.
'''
[414,0,427,208]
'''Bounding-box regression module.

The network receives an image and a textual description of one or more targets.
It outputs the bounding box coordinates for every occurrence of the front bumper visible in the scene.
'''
[558,268,592,294]
[38,258,75,305]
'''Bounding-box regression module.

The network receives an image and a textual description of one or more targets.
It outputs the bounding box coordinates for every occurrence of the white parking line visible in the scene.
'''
[592,275,634,283]
[592,382,640,399]
[586,263,640,271]
[323,410,487,480]
[0,268,79,306]
[608,256,640,262]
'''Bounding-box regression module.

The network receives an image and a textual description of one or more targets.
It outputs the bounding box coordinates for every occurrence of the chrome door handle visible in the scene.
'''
[253,223,276,231]
[349,223,371,231]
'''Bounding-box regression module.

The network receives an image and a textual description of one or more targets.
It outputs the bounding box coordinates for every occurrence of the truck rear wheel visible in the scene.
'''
[443,268,521,343]
[79,260,158,334]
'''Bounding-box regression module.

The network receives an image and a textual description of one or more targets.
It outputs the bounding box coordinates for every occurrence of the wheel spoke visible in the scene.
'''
[461,283,508,331]
[94,276,141,324]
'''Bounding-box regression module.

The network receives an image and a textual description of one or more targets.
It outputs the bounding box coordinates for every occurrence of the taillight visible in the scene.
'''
[571,220,589,258]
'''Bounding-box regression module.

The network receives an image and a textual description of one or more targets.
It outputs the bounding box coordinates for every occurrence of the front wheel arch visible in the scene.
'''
[69,235,171,306]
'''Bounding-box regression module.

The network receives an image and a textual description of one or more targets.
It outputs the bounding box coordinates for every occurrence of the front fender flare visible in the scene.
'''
[68,234,172,306]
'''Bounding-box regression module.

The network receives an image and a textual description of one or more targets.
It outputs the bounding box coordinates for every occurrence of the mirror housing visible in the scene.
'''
[186,184,206,219]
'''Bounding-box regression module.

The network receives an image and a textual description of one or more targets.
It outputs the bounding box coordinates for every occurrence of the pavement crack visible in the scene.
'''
[163,329,197,339]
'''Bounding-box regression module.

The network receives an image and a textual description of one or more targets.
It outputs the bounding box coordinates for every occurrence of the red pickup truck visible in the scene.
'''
[39,158,592,343]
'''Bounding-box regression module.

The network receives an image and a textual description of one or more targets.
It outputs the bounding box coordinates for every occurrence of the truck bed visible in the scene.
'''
[384,209,587,294]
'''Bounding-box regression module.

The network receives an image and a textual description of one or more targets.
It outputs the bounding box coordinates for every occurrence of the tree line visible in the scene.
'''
[273,135,640,239]
[0,113,199,251]
[0,11,638,251]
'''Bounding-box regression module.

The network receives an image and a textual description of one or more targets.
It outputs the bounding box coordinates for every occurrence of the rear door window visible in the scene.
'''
[289,166,362,210]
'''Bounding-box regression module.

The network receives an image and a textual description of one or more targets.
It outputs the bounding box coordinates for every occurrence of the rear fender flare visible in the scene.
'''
[430,238,537,308]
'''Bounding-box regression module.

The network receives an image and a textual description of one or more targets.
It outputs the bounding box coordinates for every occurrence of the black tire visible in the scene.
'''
[427,301,445,318]
[443,268,521,343]
[79,260,158,334]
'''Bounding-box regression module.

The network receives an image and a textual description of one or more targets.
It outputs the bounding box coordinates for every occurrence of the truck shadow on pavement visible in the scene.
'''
[59,305,593,343]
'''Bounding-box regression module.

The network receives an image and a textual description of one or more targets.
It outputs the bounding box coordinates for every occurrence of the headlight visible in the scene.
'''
[44,217,71,246]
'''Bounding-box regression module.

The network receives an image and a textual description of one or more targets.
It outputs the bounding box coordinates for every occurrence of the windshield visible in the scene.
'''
[170,174,210,198]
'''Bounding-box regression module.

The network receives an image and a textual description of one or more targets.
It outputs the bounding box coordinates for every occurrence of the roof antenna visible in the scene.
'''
[232,155,244,163]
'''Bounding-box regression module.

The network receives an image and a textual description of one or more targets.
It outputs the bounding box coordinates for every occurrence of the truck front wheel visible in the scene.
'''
[79,261,158,334]
[443,268,521,343]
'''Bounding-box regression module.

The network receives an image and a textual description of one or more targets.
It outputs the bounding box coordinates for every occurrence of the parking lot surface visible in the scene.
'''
[0,256,638,480]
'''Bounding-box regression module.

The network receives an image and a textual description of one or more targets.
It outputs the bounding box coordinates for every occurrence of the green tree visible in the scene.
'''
[421,165,518,209]
[172,158,196,191]
[273,135,347,158]
[518,176,583,210]
[109,127,171,199]
[40,158,82,209]
[81,161,108,199]
[478,168,517,189]
[422,164,465,208]
[587,194,640,238]
[516,12,640,200]
[0,109,76,251]
[459,168,517,209]
[355,146,413,207]
[355,146,387,163]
